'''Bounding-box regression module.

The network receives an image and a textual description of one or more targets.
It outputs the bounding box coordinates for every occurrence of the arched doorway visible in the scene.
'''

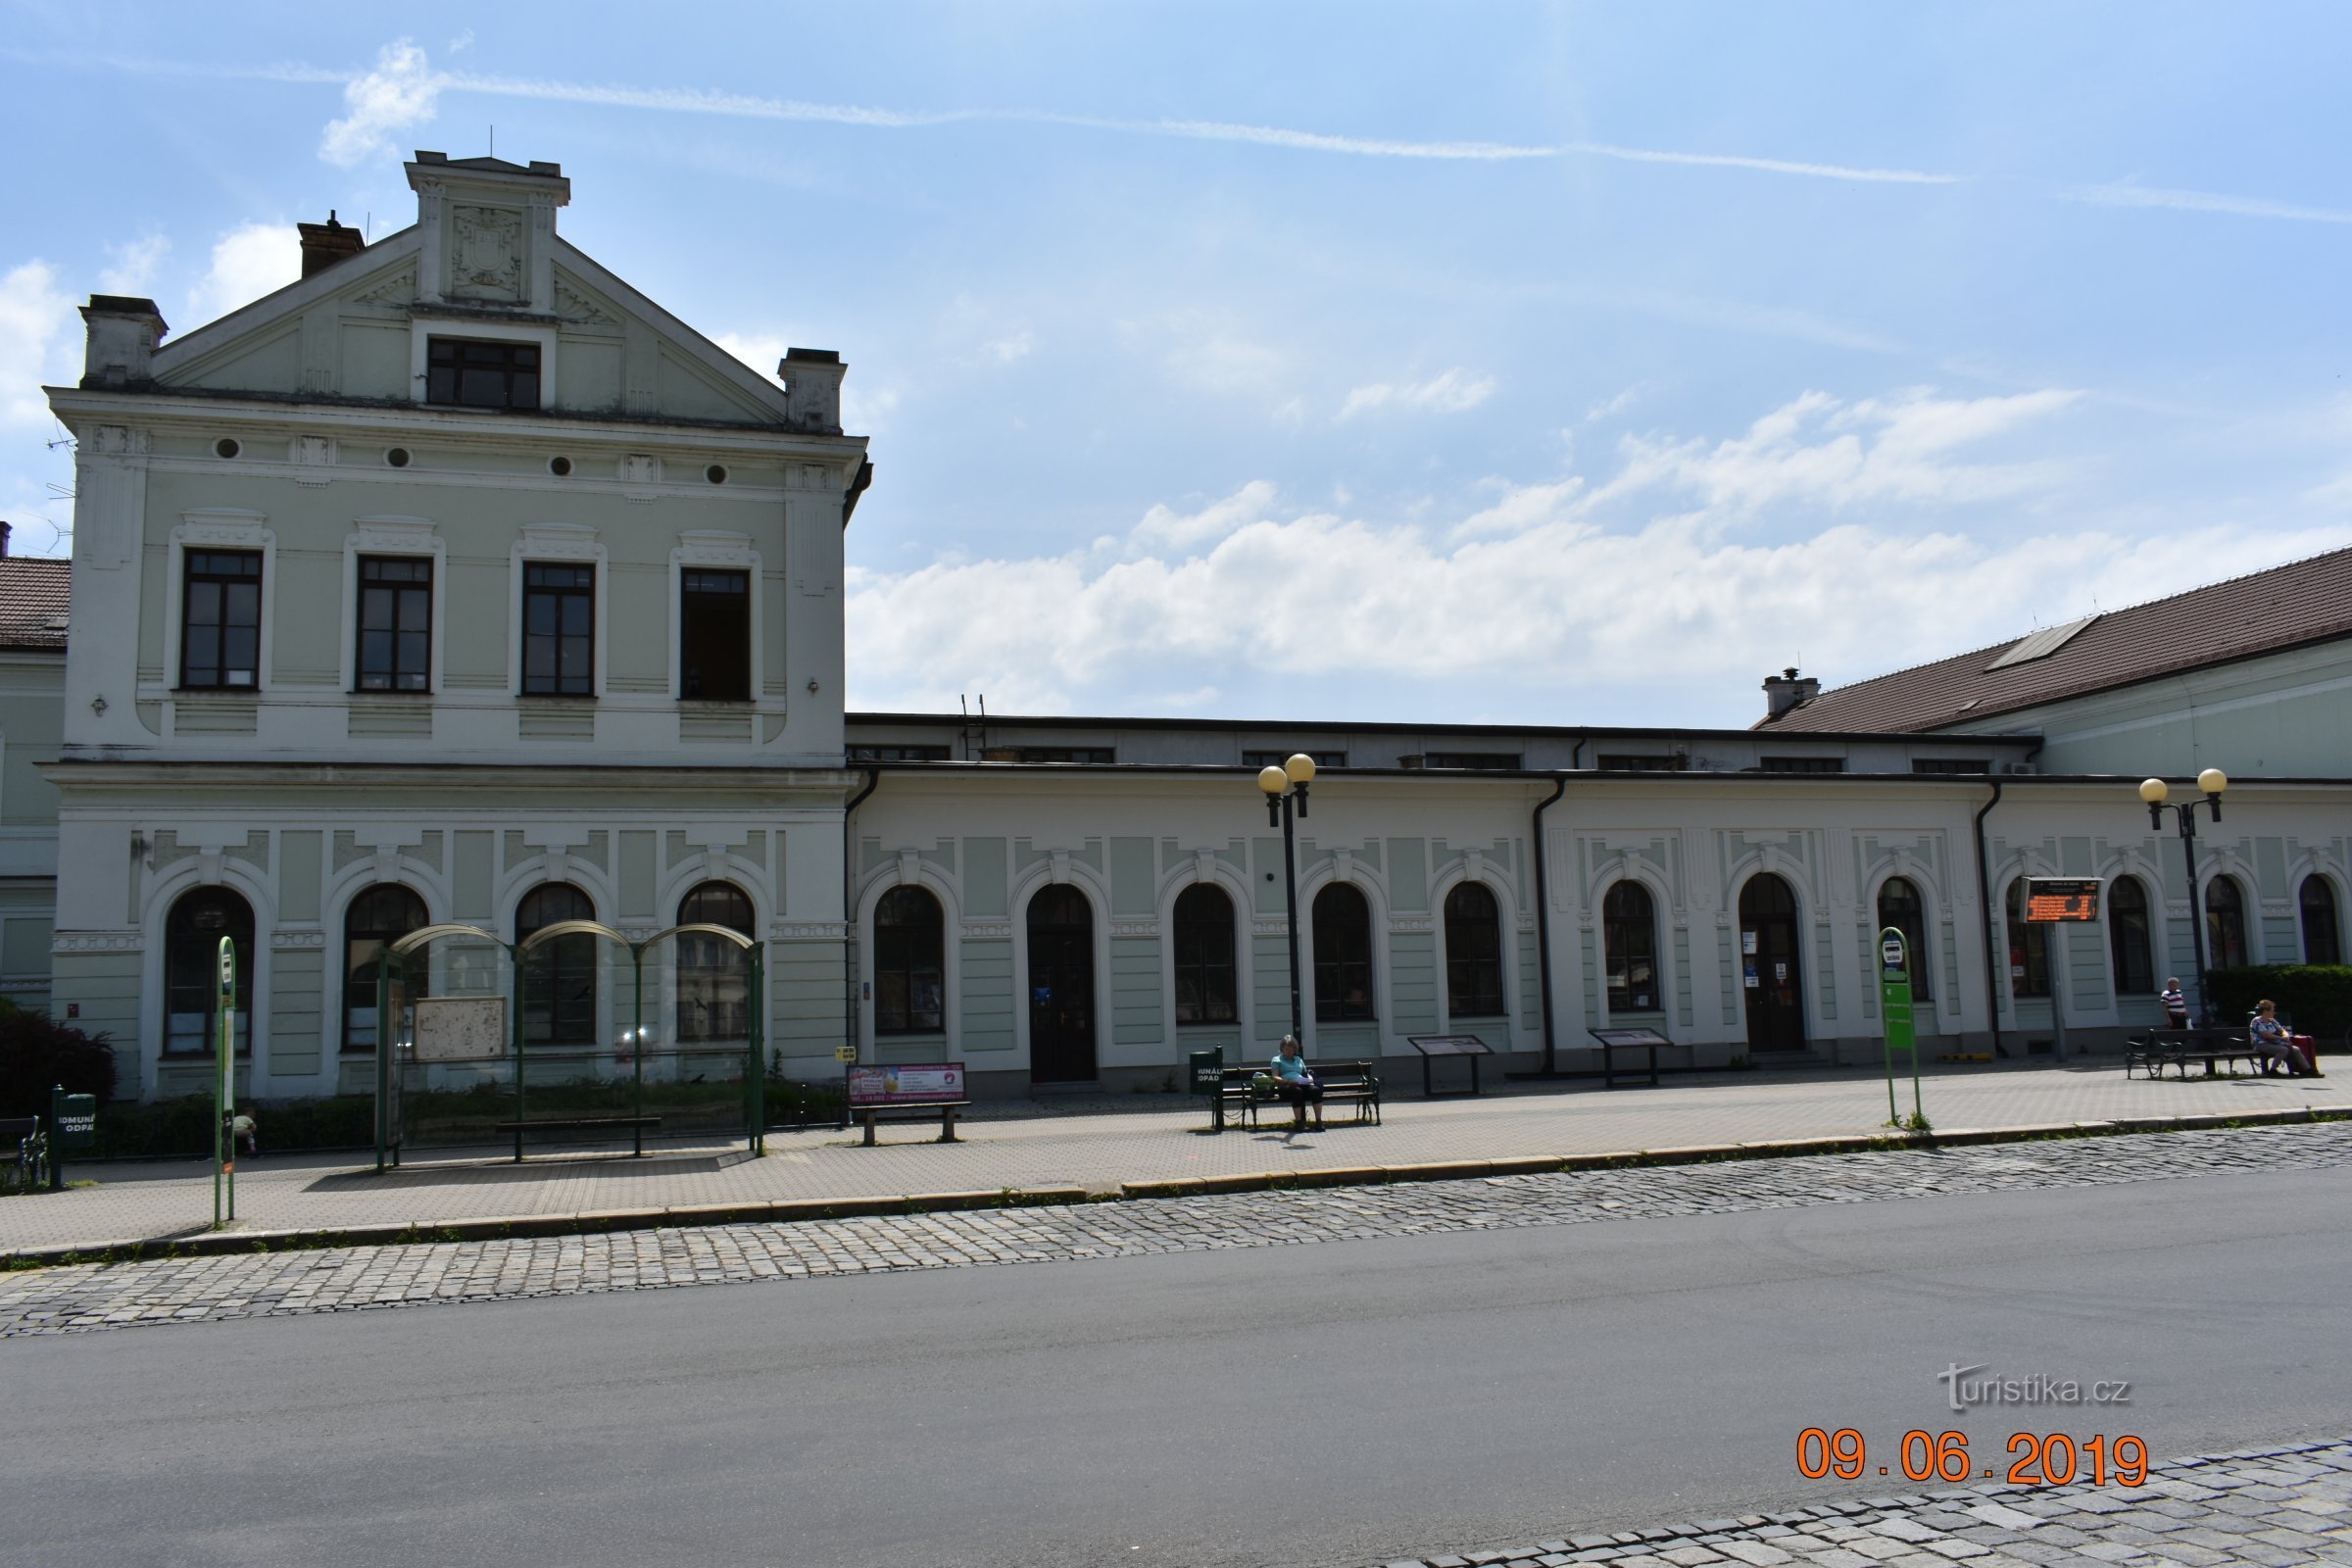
[1739,873,1805,1053]
[1027,885,1096,1083]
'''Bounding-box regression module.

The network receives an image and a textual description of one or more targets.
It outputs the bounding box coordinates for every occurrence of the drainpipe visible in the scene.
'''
[1532,774,1569,1074]
[842,768,880,1073]
[1973,778,2006,1060]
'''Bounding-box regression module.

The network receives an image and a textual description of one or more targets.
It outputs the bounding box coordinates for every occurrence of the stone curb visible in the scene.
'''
[5,1104,2343,1269]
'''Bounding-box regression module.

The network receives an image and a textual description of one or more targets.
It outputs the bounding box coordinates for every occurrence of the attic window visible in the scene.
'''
[425,337,540,411]
[1985,613,2097,671]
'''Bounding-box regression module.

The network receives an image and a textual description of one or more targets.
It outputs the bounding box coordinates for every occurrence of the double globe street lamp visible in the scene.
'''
[1257,754,1318,1045]
[2139,767,2228,1024]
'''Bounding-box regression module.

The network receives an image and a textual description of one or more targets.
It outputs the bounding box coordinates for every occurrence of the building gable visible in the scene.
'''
[143,153,804,430]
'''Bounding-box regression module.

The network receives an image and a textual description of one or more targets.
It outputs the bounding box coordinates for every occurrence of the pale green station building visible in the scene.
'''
[16,151,2351,1103]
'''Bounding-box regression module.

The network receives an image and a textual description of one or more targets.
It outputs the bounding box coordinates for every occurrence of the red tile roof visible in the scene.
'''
[0,557,71,652]
[1755,545,2352,733]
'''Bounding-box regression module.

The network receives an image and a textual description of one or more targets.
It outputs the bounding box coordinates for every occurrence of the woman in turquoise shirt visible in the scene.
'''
[1271,1035,1323,1131]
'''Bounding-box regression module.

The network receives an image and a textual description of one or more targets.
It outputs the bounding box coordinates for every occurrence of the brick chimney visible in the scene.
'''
[298,211,367,277]
[78,296,169,388]
[1762,666,1820,720]
[0,520,12,557]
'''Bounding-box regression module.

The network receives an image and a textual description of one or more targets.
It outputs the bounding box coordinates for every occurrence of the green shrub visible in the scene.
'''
[80,1095,377,1159]
[765,1074,843,1126]
[0,1007,117,1119]
[2205,965,2352,1038]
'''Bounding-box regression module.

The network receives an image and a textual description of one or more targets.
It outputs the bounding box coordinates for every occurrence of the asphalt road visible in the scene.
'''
[6,1167,2348,1568]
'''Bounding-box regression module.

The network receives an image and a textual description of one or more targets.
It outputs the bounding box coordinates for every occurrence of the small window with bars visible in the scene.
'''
[1760,757,1845,773]
[848,744,953,761]
[1597,754,1688,771]
[1416,752,1522,770]
[1242,750,1348,768]
[1911,759,1989,775]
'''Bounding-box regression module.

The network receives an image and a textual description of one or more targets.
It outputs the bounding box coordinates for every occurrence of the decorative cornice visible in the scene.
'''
[770,921,848,941]
[53,932,143,954]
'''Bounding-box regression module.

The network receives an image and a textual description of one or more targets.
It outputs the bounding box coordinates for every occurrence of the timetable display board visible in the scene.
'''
[2025,878,2102,922]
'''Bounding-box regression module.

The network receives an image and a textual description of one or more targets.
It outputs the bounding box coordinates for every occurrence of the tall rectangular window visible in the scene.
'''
[425,337,540,410]
[180,550,262,690]
[679,568,751,700]
[356,557,433,692]
[522,563,595,695]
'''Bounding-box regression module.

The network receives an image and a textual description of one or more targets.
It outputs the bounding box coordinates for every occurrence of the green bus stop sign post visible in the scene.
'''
[47,1085,96,1192]
[1879,926,1924,1131]
[215,935,236,1229]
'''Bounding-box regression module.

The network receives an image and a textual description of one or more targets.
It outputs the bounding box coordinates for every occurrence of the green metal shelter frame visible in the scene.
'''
[375,918,765,1170]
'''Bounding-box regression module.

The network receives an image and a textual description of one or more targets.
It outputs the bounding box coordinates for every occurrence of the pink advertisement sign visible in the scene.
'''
[847,1063,965,1105]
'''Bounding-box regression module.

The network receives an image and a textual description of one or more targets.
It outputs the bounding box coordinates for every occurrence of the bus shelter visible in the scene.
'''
[374,919,765,1169]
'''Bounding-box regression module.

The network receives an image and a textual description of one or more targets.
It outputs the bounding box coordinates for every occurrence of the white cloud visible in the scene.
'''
[1596,386,2082,514]
[715,331,790,381]
[984,330,1034,365]
[320,39,442,168]
[1338,368,1496,420]
[1131,480,1279,552]
[842,382,2282,713]
[185,222,299,326]
[0,261,75,425]
[1586,384,1646,423]
[2060,181,2352,225]
[99,233,171,295]
[847,470,2342,713]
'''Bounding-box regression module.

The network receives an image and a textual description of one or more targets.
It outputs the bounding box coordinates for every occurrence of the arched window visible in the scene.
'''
[516,883,598,1049]
[166,887,254,1055]
[1445,883,1505,1017]
[343,884,426,1054]
[2205,877,2248,971]
[1602,881,1658,1012]
[873,885,945,1035]
[2302,876,2343,967]
[1876,878,1932,1001]
[676,882,753,1042]
[1172,883,1237,1025]
[2106,875,2155,995]
[2004,879,2050,999]
[1312,883,1375,1021]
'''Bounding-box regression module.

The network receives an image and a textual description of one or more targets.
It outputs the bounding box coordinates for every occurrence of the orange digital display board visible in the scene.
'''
[2025,877,2102,922]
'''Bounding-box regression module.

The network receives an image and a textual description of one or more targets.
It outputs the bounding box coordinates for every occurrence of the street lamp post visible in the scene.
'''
[2139,767,2229,1024]
[1257,754,1318,1045]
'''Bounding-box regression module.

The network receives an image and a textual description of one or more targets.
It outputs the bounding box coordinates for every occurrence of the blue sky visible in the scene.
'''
[5,3,2348,726]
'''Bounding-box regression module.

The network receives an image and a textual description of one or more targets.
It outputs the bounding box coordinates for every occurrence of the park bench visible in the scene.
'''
[493,1114,662,1161]
[1213,1060,1382,1131]
[2125,1029,2259,1081]
[0,1115,44,1193]
[846,1062,969,1147]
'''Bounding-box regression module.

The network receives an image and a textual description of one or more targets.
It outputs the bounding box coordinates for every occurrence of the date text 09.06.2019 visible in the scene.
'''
[1796,1429,2148,1488]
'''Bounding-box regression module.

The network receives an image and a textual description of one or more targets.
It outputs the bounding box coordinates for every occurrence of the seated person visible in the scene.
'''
[2248,1000,2322,1077]
[1270,1035,1323,1130]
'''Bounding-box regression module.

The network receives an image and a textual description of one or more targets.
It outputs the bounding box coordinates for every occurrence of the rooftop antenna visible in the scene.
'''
[489,124,494,158]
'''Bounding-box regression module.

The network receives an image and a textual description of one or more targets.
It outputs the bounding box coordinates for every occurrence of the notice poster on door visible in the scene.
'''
[1741,931,1759,955]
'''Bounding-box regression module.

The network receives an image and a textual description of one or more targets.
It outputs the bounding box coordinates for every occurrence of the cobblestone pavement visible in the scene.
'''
[1372,1439,2352,1568]
[3,1060,2341,1252]
[4,1119,2346,1339]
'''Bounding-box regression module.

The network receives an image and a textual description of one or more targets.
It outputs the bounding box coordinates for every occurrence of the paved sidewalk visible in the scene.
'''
[1379,1438,2352,1568]
[3,1060,2340,1255]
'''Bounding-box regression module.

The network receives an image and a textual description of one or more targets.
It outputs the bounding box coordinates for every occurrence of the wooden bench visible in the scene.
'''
[1213,1061,1382,1131]
[0,1115,44,1193]
[846,1061,969,1147]
[493,1114,662,1161]
[2125,1029,2258,1080]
